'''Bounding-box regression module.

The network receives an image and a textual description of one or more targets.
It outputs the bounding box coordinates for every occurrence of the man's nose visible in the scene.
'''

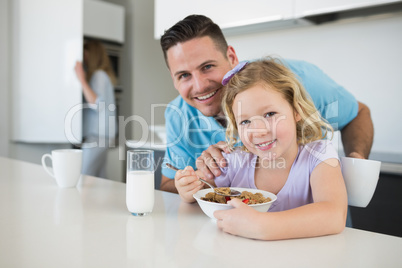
[193,73,208,91]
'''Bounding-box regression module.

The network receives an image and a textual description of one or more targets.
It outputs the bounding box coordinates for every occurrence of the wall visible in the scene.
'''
[226,12,402,164]
[0,0,10,157]
[102,0,133,135]
[130,0,177,141]
[100,0,177,141]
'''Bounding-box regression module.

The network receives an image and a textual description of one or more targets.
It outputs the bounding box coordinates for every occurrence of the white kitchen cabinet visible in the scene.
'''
[84,0,125,43]
[154,0,294,39]
[294,0,402,17]
[12,0,83,143]
[11,0,125,144]
[155,0,402,39]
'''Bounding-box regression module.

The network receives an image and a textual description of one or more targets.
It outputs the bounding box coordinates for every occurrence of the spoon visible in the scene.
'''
[165,163,241,197]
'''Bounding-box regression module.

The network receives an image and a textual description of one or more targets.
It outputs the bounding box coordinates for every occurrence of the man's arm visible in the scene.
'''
[341,101,373,159]
[160,174,178,193]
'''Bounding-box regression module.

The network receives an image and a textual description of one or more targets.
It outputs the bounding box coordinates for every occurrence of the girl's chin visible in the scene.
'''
[253,149,277,158]
[259,154,276,161]
[257,154,287,169]
[247,146,280,161]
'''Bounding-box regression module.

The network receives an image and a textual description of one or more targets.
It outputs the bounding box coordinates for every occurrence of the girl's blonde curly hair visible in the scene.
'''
[222,57,333,151]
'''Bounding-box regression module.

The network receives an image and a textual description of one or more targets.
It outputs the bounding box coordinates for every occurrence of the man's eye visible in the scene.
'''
[264,112,276,118]
[240,120,250,125]
[203,64,213,71]
[179,73,190,80]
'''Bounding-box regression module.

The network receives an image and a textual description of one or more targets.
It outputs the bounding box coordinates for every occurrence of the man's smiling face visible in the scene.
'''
[167,36,238,117]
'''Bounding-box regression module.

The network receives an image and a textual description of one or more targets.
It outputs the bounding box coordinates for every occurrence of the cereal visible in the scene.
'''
[201,189,271,205]
[214,187,231,195]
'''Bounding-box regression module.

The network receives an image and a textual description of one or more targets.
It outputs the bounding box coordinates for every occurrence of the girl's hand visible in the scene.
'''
[174,166,204,203]
[214,198,264,239]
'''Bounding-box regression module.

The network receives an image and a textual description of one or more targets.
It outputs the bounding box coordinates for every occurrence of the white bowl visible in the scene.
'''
[193,187,277,219]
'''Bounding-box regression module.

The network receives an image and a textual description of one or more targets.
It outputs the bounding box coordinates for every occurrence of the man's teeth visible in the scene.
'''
[257,140,275,147]
[197,90,217,100]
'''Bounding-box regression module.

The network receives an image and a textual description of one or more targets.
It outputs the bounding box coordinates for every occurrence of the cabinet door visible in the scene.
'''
[12,0,83,143]
[295,0,402,17]
[154,0,293,39]
[83,0,125,43]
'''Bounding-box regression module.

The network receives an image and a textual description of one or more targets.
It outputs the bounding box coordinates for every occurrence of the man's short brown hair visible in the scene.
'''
[160,14,228,67]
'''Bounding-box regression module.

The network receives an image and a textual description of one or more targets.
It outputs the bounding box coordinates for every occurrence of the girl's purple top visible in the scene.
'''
[215,140,339,212]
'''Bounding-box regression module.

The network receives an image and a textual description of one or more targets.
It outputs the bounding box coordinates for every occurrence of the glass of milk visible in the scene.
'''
[126,150,155,216]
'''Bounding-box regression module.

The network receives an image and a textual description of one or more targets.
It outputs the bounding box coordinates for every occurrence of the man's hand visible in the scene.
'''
[347,152,365,159]
[196,141,231,180]
[341,102,373,159]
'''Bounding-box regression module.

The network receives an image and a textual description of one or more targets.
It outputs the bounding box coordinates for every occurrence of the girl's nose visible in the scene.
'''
[250,118,270,136]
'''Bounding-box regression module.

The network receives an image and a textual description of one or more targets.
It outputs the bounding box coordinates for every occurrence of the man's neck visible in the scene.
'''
[213,115,227,128]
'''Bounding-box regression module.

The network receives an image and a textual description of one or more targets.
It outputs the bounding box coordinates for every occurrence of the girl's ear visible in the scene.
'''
[294,111,302,122]
[293,103,303,122]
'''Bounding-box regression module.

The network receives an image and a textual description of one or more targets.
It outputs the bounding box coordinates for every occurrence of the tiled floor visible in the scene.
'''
[350,172,402,237]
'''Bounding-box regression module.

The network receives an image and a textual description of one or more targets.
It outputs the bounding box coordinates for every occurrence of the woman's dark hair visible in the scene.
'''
[160,15,228,67]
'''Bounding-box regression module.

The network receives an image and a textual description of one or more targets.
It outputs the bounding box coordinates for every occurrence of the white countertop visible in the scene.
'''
[126,139,166,150]
[1,157,401,268]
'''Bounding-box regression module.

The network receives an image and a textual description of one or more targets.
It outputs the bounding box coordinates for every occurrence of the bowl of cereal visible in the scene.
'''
[193,187,277,219]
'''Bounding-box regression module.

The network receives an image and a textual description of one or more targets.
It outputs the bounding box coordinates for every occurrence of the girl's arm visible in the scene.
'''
[214,158,347,240]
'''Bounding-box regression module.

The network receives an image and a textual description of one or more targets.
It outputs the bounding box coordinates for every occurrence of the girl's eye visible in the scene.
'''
[240,119,250,125]
[264,112,276,118]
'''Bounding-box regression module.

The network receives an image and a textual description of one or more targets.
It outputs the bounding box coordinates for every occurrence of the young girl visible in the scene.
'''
[174,57,347,240]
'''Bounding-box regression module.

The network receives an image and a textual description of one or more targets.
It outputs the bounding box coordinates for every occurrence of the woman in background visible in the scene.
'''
[74,40,117,178]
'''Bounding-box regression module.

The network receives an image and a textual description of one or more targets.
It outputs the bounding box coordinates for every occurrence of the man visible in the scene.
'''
[159,14,373,194]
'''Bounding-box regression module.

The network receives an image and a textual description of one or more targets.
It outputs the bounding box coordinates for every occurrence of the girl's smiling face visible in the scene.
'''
[232,85,301,163]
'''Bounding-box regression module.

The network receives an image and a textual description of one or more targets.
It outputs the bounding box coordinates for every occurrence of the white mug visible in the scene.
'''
[41,149,83,188]
[340,157,381,208]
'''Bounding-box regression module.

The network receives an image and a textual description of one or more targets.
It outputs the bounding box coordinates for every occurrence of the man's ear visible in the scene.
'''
[227,45,239,67]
